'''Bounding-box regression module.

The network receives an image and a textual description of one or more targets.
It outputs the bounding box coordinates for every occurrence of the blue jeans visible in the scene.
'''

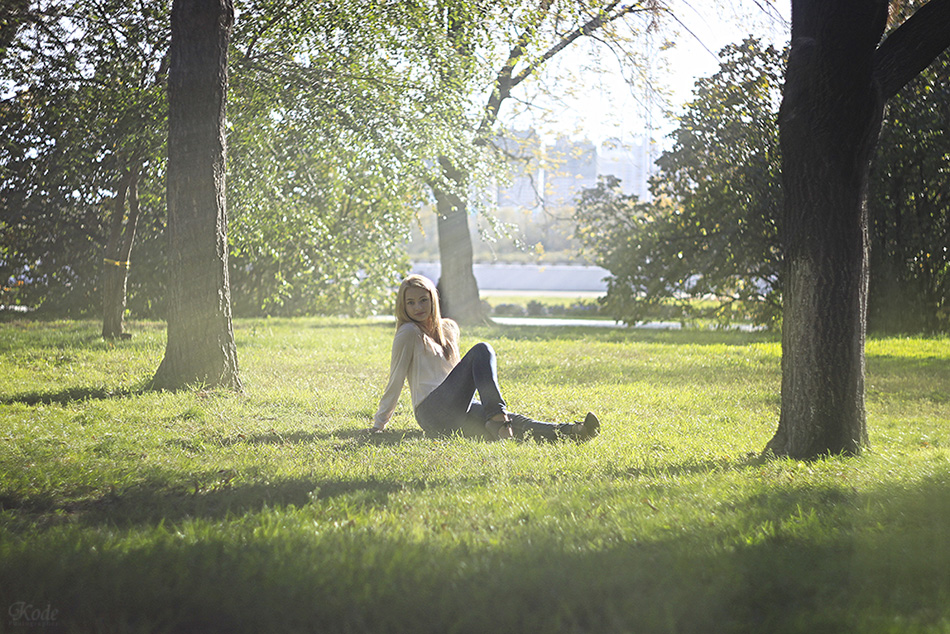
[414,342,572,442]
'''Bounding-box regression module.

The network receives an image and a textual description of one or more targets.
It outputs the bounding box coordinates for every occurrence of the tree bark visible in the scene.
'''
[152,0,241,391]
[433,158,485,323]
[766,1,888,458]
[874,0,950,100]
[767,0,950,459]
[102,168,140,340]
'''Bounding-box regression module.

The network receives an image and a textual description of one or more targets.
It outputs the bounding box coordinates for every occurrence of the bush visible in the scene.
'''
[491,303,527,317]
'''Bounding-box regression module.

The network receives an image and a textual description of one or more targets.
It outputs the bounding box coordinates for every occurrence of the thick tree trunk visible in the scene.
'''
[433,158,486,324]
[767,0,950,459]
[102,169,140,340]
[152,0,241,391]
[766,1,888,458]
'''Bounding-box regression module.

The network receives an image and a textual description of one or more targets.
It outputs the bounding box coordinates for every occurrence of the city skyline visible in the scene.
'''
[496,130,656,213]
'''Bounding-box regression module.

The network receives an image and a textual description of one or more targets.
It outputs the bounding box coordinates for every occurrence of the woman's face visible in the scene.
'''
[404,286,432,323]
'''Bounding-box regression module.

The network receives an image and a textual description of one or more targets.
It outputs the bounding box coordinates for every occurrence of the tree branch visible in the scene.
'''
[474,0,554,141]
[475,2,655,142]
[510,2,649,88]
[874,0,950,100]
[241,0,291,62]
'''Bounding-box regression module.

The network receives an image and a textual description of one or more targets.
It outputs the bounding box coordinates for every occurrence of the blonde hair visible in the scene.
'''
[395,275,460,364]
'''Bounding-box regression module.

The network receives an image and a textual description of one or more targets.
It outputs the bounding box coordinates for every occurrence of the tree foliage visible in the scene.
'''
[224,0,478,316]
[1,0,478,318]
[424,0,669,323]
[868,47,950,332]
[577,38,784,327]
[0,0,169,316]
[226,116,417,316]
[577,36,950,333]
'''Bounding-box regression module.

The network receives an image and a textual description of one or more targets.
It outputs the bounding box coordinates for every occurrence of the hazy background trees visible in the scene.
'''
[1,0,477,322]
[0,0,169,321]
[226,0,480,317]
[422,1,669,323]
[577,37,949,334]
[868,45,949,333]
[2,0,947,343]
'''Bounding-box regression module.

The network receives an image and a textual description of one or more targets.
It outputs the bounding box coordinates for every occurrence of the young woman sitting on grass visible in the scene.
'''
[371,274,600,442]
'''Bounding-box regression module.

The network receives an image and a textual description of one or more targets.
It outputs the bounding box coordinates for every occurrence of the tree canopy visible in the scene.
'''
[1,0,480,318]
[868,46,950,332]
[422,0,670,323]
[577,36,949,333]
[0,0,169,316]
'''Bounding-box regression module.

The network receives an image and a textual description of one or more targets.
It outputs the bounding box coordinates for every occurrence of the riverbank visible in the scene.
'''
[410,261,609,293]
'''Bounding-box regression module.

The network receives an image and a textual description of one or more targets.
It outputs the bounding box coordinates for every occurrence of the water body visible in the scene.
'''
[410,262,609,293]
[406,263,759,331]
[492,316,683,329]
[409,262,642,329]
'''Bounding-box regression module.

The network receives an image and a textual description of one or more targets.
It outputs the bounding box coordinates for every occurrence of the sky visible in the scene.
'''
[505,1,791,149]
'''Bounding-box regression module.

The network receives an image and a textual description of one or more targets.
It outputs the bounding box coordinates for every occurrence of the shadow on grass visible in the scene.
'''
[866,354,950,403]
[0,385,142,406]
[76,474,408,528]
[1,449,767,535]
[217,427,426,447]
[2,473,948,633]
[0,470,404,533]
[477,323,780,347]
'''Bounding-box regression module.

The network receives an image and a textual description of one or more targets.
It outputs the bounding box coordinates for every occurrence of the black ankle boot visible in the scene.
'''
[573,412,600,442]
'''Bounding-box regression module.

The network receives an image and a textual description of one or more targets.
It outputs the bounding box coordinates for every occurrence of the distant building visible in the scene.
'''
[597,137,652,200]
[495,130,655,215]
[495,129,542,209]
[544,136,597,210]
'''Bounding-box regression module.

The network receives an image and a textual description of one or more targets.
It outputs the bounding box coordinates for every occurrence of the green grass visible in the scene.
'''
[1,318,948,633]
[479,292,764,326]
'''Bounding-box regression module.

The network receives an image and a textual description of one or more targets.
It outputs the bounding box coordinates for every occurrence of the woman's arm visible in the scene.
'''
[442,318,461,364]
[372,325,416,430]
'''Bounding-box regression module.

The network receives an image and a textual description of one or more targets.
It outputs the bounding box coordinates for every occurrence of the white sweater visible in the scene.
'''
[373,322,457,428]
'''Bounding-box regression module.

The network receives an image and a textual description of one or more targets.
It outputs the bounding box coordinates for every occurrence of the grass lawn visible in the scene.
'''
[0,317,948,633]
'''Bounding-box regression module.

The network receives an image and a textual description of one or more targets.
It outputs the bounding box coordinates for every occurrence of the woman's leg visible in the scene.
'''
[415,343,506,436]
[508,412,573,443]
[467,403,572,442]
[416,342,601,442]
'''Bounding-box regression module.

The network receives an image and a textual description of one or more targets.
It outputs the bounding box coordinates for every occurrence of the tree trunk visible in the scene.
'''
[766,1,888,458]
[430,4,650,324]
[434,157,486,324]
[767,0,950,459]
[152,0,241,391]
[102,168,140,340]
